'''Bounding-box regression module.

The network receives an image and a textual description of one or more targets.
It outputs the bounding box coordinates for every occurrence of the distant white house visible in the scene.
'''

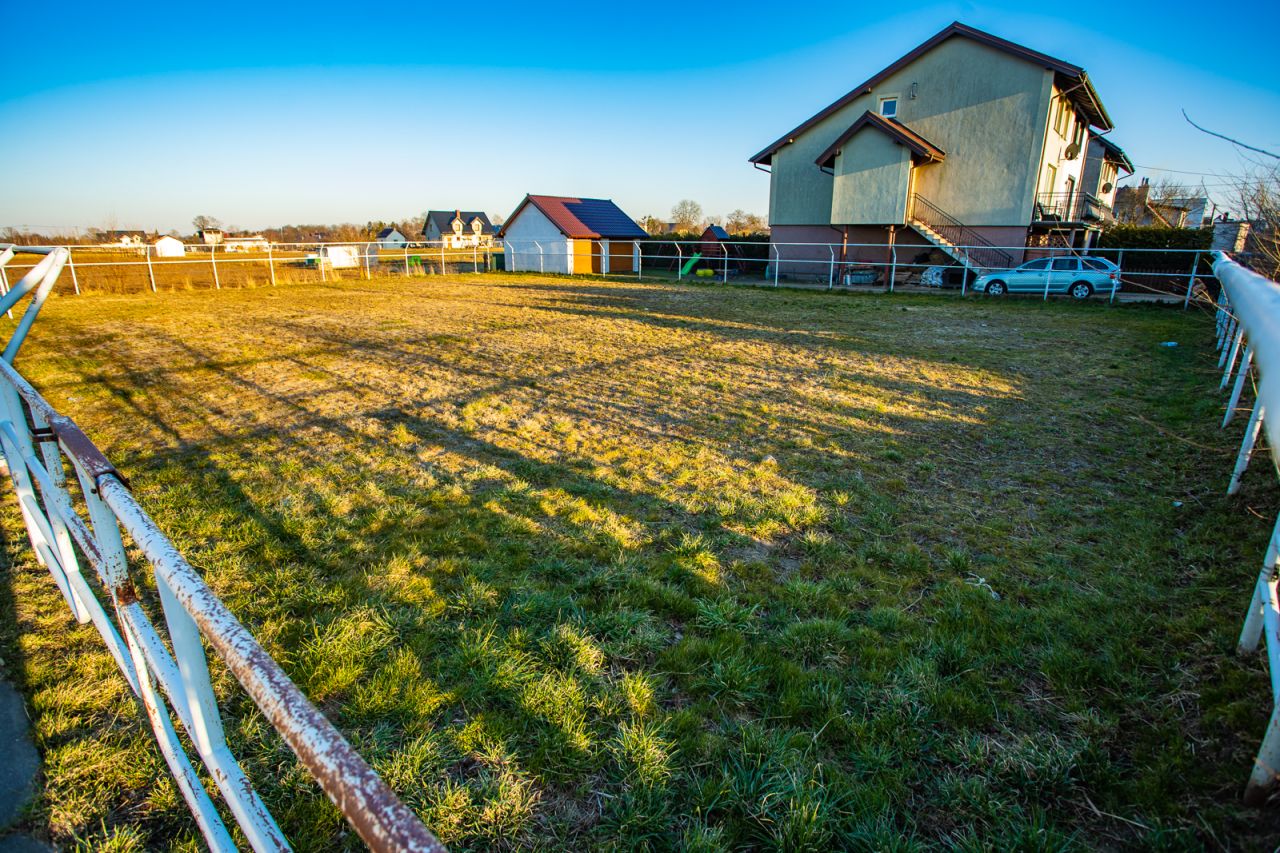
[100,230,147,248]
[198,229,223,246]
[153,236,186,257]
[375,227,408,249]
[423,210,496,248]
[222,235,270,253]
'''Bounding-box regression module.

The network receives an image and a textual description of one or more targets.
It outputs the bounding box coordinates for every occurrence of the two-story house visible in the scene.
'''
[749,22,1131,275]
[423,210,496,248]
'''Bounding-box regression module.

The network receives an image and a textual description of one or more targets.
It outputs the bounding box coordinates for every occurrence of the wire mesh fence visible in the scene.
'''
[0,238,1215,306]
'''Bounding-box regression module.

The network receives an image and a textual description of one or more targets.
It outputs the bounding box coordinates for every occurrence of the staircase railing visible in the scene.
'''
[908,195,1014,271]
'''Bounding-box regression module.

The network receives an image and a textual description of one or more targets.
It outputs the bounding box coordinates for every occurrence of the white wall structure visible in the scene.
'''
[320,245,361,269]
[153,236,186,257]
[502,204,572,274]
[223,236,269,253]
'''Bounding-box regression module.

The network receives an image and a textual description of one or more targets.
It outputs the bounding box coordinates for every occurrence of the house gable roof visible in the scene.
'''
[375,226,403,239]
[703,224,731,240]
[814,111,946,170]
[750,21,1112,166]
[1094,135,1134,174]
[499,195,648,240]
[423,210,495,236]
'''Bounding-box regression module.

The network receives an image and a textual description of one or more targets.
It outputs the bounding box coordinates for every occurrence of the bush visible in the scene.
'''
[1096,225,1212,273]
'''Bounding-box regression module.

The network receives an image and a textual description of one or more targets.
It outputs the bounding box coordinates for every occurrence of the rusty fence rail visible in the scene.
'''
[1211,251,1280,805]
[0,246,444,850]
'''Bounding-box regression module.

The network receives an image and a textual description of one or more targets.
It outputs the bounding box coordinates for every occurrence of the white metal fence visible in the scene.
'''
[0,246,445,850]
[1211,251,1280,805]
[0,239,1212,305]
[503,238,1212,305]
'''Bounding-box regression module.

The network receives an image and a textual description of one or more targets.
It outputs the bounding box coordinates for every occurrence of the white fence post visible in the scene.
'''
[1222,327,1246,389]
[1111,248,1123,304]
[1225,346,1255,428]
[828,247,835,290]
[773,244,780,287]
[1228,402,1264,496]
[636,241,642,280]
[145,247,157,293]
[267,244,276,287]
[1220,316,1240,369]
[675,243,683,281]
[67,246,81,295]
[889,244,898,293]
[363,243,371,280]
[1184,251,1200,309]
[210,246,220,290]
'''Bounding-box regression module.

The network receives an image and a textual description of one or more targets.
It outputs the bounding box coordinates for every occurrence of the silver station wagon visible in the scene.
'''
[974,256,1121,299]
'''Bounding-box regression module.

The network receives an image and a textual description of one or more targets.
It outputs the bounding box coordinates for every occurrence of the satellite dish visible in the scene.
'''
[1064,142,1081,160]
[1101,181,1114,193]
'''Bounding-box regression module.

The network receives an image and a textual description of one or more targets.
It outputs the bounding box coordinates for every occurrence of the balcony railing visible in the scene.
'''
[1034,191,1113,225]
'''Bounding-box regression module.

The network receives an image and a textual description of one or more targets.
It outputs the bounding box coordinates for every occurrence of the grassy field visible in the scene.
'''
[0,273,1277,850]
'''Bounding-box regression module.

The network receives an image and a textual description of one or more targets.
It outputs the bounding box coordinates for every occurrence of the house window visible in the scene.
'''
[1054,99,1070,137]
[879,97,898,119]
[472,219,482,234]
[452,219,463,234]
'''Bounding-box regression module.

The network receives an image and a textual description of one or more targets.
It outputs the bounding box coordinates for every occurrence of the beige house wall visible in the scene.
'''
[831,132,912,225]
[767,36,1055,229]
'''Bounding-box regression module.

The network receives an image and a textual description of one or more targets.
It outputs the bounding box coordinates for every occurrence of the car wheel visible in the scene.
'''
[1070,281,1093,299]
[986,280,1007,296]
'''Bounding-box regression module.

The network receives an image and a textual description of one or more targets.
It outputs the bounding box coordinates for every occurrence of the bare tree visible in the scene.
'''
[671,200,703,232]
[1182,112,1280,276]
[1231,165,1280,278]
[192,215,221,233]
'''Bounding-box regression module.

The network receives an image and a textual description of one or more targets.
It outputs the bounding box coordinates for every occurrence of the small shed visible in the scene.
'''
[498,195,648,275]
[700,224,731,257]
[153,236,186,257]
[319,245,361,269]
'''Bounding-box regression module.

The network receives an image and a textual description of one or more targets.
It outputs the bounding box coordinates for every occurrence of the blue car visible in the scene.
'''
[974,256,1120,298]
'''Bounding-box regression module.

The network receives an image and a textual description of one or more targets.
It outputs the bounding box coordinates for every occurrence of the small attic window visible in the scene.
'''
[879,97,898,119]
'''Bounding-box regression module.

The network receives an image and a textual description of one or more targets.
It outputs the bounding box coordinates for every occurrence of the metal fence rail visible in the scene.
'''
[502,238,1210,305]
[0,246,444,850]
[0,239,1212,305]
[1211,251,1280,805]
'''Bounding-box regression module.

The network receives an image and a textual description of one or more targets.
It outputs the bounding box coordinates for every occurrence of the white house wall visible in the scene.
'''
[503,204,571,274]
[1035,85,1088,201]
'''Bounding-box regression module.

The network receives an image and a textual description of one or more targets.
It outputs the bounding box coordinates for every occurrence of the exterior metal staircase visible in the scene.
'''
[908,194,1015,272]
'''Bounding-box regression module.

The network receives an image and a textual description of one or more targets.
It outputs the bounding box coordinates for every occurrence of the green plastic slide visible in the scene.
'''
[680,253,703,276]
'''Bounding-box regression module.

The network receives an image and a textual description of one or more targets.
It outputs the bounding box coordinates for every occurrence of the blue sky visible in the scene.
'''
[1,0,1277,234]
